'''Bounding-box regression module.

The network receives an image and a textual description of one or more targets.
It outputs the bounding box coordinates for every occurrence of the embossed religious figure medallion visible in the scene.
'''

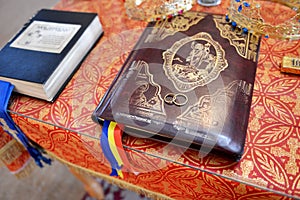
[163,32,228,92]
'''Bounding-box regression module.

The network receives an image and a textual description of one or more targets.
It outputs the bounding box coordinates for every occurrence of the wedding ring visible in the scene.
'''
[164,93,176,105]
[164,93,188,106]
[173,93,188,106]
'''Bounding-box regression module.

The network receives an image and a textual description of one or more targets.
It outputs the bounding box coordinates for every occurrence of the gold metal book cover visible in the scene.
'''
[93,11,261,160]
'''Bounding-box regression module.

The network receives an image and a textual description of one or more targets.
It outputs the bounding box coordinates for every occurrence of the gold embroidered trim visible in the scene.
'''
[0,118,22,144]
[0,140,23,164]
[13,159,36,179]
[46,151,173,200]
[0,140,17,156]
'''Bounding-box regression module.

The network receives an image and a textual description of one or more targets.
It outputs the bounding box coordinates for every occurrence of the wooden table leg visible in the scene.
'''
[68,166,104,200]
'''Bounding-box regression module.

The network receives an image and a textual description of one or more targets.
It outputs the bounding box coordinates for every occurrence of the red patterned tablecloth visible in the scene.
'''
[8,0,300,199]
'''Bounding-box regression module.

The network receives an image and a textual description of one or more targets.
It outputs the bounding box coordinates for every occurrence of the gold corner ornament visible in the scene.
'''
[213,15,260,62]
[126,60,166,118]
[145,12,207,43]
[163,32,228,92]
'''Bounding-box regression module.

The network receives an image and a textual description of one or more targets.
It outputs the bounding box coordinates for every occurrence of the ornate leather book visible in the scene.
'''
[92,12,261,160]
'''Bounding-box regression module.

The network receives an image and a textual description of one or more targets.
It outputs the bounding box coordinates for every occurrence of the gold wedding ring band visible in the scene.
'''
[164,93,188,106]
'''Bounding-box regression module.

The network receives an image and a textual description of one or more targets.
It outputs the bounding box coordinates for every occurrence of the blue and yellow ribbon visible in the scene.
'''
[0,80,51,167]
[100,120,130,178]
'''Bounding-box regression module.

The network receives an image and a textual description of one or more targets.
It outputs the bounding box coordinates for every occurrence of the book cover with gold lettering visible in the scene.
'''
[92,12,261,160]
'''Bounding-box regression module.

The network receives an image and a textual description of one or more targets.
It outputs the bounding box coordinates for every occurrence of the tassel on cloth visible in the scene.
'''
[0,130,35,178]
[0,80,51,168]
[0,128,35,178]
[100,120,131,179]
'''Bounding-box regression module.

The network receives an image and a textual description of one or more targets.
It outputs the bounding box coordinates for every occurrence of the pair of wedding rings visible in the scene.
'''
[164,93,188,107]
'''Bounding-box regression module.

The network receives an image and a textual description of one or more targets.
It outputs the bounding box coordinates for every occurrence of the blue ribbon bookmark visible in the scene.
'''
[100,120,134,179]
[0,80,51,167]
[100,120,123,177]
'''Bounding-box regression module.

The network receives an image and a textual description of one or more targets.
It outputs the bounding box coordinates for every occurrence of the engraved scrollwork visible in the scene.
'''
[128,60,166,119]
[173,80,252,137]
[145,12,207,43]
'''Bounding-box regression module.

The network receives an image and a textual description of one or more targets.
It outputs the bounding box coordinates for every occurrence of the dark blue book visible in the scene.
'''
[0,9,103,101]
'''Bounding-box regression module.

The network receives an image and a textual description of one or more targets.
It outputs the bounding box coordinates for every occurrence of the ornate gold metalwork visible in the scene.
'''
[213,15,260,62]
[124,0,194,22]
[227,0,300,40]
